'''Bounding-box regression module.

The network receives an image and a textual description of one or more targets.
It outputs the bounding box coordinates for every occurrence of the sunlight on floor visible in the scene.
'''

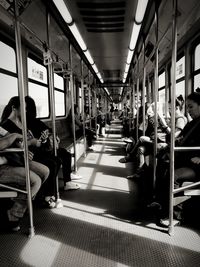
[53,199,200,253]
[22,236,130,267]
[21,235,61,266]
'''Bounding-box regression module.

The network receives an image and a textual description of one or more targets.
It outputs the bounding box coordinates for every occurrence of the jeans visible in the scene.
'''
[0,161,49,219]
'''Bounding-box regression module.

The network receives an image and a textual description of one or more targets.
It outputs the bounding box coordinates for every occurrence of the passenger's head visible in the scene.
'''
[168,95,184,114]
[25,96,37,120]
[1,96,21,123]
[187,92,200,119]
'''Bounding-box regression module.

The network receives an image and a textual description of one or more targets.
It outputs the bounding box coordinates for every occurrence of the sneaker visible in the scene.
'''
[127,173,140,179]
[124,138,133,143]
[127,166,145,179]
[9,221,21,232]
[156,218,181,228]
[119,157,131,163]
[71,172,82,180]
[64,181,80,191]
[44,196,56,208]
[87,146,94,151]
[5,211,21,232]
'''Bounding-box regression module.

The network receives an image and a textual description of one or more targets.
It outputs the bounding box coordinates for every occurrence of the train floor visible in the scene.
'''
[0,119,200,267]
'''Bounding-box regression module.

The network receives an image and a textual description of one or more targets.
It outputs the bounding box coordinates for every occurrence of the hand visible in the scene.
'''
[191,157,200,165]
[39,129,49,143]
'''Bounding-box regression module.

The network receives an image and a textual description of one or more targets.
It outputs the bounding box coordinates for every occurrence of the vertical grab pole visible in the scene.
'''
[69,44,77,172]
[94,80,98,139]
[146,75,151,104]
[165,66,169,118]
[168,0,177,236]
[153,3,159,194]
[142,41,146,136]
[14,0,34,237]
[81,60,87,157]
[46,13,63,208]
[136,60,140,142]
[132,74,136,131]
[88,71,92,130]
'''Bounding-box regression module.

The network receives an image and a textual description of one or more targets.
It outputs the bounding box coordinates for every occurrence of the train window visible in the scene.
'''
[54,73,65,116]
[0,41,16,73]
[159,72,165,89]
[176,56,185,80]
[27,58,47,84]
[28,82,49,118]
[174,56,185,99]
[194,75,200,90]
[55,90,65,116]
[194,43,200,71]
[193,43,200,90]
[54,73,64,91]
[0,41,18,118]
[27,57,49,118]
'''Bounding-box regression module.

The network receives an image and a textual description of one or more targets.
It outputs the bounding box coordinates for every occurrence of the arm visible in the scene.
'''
[0,133,23,150]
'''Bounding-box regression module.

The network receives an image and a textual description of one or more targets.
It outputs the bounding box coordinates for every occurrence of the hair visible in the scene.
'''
[25,96,37,119]
[1,96,20,123]
[176,94,184,110]
[187,91,200,105]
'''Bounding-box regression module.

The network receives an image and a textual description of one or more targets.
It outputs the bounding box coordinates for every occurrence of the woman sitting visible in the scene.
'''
[25,96,81,192]
[0,126,49,232]
[154,92,200,224]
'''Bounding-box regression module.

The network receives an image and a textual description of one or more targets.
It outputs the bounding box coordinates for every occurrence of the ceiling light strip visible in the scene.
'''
[123,0,149,83]
[53,0,102,83]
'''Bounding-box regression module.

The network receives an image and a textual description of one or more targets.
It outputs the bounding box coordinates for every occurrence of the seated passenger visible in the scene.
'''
[69,104,95,150]
[123,102,151,150]
[97,107,105,136]
[119,104,130,137]
[25,96,81,192]
[153,92,200,224]
[120,98,187,179]
[1,96,58,208]
[0,126,49,232]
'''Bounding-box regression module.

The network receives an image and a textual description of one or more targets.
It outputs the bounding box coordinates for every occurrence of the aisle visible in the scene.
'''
[0,120,200,267]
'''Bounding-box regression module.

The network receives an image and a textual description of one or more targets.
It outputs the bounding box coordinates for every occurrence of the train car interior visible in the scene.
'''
[0,0,200,266]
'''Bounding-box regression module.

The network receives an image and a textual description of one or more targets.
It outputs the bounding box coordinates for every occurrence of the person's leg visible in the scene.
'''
[0,165,42,230]
[29,160,49,184]
[56,148,80,190]
[0,165,42,197]
[174,167,196,188]
[137,146,146,168]
[85,128,93,147]
[156,166,196,221]
[35,156,61,197]
[57,147,71,184]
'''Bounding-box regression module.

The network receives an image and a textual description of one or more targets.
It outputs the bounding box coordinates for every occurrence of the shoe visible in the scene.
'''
[124,138,133,143]
[127,174,140,179]
[87,146,94,151]
[64,181,80,191]
[4,211,21,232]
[156,218,181,228]
[71,172,82,180]
[119,157,131,163]
[44,196,56,208]
[127,166,145,179]
[147,202,162,210]
[8,221,21,232]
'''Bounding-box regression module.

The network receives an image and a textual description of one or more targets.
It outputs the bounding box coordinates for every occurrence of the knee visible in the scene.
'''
[30,172,42,197]
[42,165,50,182]
[138,146,145,155]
